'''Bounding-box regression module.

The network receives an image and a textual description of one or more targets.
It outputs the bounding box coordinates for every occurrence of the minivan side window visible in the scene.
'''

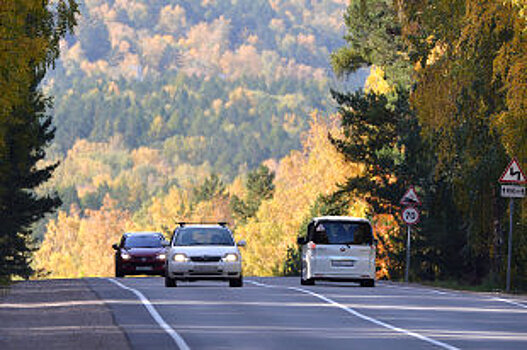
[307,222,315,242]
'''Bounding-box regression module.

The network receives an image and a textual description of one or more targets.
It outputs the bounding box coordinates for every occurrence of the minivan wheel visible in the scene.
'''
[300,260,314,285]
[229,276,243,287]
[165,275,177,287]
[360,279,375,287]
[300,277,315,285]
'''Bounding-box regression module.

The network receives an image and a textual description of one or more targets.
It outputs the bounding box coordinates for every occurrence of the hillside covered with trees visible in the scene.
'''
[48,0,366,176]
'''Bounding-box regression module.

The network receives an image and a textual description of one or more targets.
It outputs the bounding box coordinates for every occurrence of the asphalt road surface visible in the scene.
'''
[86,277,527,350]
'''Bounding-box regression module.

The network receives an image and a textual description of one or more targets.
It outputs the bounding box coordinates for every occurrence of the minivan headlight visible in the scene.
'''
[121,252,131,260]
[223,253,238,263]
[156,253,166,260]
[173,253,188,262]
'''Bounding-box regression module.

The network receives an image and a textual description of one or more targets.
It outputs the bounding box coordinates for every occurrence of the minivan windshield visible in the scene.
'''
[312,221,373,245]
[124,234,164,248]
[174,227,235,246]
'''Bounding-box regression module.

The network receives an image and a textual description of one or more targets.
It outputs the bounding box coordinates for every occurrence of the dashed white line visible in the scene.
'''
[107,278,190,350]
[248,280,460,350]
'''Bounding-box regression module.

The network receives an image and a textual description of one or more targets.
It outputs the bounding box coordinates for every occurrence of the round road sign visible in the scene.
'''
[402,207,419,225]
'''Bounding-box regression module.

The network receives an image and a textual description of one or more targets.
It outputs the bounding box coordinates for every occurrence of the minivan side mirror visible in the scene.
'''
[161,240,170,247]
[237,240,246,247]
[297,236,307,245]
[112,243,119,250]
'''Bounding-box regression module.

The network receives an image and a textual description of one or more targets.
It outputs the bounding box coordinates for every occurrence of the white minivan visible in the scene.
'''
[297,216,376,287]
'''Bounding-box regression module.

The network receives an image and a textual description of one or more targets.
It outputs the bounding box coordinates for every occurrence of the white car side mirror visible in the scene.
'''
[237,240,246,247]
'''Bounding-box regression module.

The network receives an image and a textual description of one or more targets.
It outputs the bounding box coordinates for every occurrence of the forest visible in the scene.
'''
[1,0,525,290]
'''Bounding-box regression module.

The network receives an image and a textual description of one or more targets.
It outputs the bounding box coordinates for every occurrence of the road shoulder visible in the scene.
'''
[0,278,130,350]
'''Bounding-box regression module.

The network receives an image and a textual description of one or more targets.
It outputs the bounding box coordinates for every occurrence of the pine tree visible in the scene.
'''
[231,165,275,222]
[0,0,78,281]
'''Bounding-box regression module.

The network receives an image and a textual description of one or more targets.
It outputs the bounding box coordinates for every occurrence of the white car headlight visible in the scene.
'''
[223,253,238,263]
[173,253,188,262]
[156,253,166,260]
[121,252,131,260]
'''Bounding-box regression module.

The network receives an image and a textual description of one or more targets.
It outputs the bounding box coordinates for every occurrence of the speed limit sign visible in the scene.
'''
[402,207,419,225]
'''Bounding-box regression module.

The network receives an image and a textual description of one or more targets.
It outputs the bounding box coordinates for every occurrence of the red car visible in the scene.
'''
[112,232,168,277]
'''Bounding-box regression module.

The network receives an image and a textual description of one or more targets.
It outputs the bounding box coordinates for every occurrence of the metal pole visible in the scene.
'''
[506,198,513,292]
[405,225,410,283]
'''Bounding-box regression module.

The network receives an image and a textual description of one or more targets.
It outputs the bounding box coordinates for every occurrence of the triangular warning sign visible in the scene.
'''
[400,186,421,206]
[499,158,527,184]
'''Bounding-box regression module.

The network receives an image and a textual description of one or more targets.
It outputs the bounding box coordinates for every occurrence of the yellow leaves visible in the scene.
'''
[108,81,120,95]
[269,18,285,32]
[211,99,223,115]
[158,5,187,33]
[246,34,259,45]
[491,7,527,161]
[148,115,166,138]
[0,0,49,119]
[425,41,448,66]
[364,66,393,95]
[140,34,177,69]
[297,33,316,51]
[220,45,263,80]
[34,196,132,278]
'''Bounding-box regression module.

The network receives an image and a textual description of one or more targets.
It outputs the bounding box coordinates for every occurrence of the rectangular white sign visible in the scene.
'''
[501,185,526,198]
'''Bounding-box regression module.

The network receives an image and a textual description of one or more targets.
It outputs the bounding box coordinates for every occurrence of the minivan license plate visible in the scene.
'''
[332,260,355,267]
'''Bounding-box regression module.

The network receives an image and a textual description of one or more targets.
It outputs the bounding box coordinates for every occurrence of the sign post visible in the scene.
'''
[498,157,526,292]
[401,187,421,283]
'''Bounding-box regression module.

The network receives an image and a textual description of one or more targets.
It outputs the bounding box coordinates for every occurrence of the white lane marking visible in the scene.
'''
[383,282,527,310]
[249,280,272,288]
[381,283,456,296]
[493,297,527,309]
[248,281,460,350]
[107,278,190,350]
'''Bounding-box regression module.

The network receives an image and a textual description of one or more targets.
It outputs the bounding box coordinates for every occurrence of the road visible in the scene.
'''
[84,277,527,350]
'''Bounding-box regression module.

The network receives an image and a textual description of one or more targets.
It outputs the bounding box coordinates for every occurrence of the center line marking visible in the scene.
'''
[248,280,460,350]
[107,278,190,350]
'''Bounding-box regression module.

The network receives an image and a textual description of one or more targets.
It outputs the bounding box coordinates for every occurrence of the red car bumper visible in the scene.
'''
[119,259,165,275]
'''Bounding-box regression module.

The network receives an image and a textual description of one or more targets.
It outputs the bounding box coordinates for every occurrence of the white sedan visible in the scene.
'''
[164,223,245,287]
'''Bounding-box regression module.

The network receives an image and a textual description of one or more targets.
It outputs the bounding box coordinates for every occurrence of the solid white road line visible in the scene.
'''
[383,282,527,310]
[107,278,190,350]
[248,281,460,350]
[493,297,527,309]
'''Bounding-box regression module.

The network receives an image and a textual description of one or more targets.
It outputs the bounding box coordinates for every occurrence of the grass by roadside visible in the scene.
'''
[0,276,10,299]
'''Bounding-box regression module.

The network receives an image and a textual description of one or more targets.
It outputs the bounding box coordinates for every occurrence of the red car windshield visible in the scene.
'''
[124,235,164,248]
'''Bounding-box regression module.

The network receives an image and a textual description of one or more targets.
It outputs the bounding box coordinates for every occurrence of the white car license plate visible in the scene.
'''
[332,260,355,267]
[136,266,153,271]
[194,264,218,272]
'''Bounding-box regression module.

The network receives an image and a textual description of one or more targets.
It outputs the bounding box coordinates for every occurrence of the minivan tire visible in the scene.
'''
[300,260,315,285]
[300,277,315,285]
[360,279,375,287]
[165,275,177,287]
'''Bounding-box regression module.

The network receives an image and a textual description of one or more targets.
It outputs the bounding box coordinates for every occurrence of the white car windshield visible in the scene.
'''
[174,227,235,246]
